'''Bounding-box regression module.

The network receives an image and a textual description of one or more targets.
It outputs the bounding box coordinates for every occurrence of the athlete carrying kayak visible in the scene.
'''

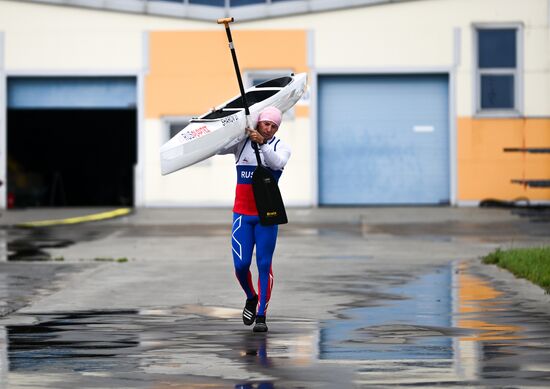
[219,106,291,332]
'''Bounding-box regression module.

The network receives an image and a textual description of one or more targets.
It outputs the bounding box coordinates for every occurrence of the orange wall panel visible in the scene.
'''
[525,119,550,148]
[146,30,308,118]
[458,118,550,201]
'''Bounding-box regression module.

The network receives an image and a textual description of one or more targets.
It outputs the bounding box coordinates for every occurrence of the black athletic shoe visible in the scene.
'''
[242,295,258,326]
[253,315,268,332]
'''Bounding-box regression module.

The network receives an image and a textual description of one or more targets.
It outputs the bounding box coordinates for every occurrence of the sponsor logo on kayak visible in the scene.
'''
[221,115,238,126]
[182,126,210,141]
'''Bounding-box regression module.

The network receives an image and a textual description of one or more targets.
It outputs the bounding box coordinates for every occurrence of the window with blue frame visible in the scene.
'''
[189,0,225,6]
[230,0,265,6]
[476,26,521,114]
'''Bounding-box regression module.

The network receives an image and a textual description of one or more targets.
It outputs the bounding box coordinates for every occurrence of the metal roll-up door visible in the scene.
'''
[318,74,450,205]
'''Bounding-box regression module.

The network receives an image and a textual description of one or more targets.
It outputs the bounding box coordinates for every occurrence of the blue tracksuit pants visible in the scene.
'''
[231,213,278,316]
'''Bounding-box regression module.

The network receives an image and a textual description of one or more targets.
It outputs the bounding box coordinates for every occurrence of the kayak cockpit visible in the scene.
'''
[254,76,293,88]
[225,90,279,109]
[196,75,295,120]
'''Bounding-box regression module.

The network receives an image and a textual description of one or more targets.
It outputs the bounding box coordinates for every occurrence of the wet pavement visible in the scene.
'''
[0,262,86,317]
[0,207,548,388]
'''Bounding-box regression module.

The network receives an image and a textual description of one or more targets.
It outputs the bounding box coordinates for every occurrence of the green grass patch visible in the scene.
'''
[482,247,550,293]
[94,257,128,263]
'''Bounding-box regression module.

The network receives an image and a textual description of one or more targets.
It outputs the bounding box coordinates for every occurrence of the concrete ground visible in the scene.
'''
[0,206,549,388]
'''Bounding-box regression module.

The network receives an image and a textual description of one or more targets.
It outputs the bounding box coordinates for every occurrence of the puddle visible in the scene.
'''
[3,224,115,261]
[1,306,321,388]
[321,266,456,360]
[3,227,89,261]
[320,261,550,386]
[8,237,74,261]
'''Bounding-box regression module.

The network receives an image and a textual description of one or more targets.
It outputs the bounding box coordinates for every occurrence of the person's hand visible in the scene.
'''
[247,127,265,145]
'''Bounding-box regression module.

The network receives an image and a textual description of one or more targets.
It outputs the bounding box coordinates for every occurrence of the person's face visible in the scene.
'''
[256,121,279,140]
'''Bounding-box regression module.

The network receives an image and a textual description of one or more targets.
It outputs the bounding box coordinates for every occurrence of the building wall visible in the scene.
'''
[0,0,549,207]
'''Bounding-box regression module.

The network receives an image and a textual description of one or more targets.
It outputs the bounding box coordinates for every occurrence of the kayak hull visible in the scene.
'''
[160,72,307,175]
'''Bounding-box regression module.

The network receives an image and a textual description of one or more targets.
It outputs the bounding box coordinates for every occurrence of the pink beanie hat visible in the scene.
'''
[258,106,282,128]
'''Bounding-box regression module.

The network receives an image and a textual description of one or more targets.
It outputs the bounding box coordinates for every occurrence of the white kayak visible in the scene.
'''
[160,72,308,175]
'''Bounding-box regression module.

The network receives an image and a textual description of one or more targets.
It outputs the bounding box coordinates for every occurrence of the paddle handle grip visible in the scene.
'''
[217,17,234,25]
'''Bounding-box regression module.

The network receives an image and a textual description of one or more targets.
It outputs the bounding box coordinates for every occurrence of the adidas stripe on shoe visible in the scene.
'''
[242,295,258,326]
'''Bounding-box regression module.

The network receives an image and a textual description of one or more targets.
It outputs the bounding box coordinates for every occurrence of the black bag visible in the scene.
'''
[252,165,288,226]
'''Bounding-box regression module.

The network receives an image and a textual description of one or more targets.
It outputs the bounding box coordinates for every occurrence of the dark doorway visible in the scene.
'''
[8,109,136,207]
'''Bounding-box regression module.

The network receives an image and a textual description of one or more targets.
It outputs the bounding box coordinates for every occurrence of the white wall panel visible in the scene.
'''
[0,0,207,71]
[525,73,550,116]
[455,71,472,119]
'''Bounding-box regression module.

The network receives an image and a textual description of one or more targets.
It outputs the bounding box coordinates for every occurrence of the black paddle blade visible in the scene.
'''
[252,166,288,226]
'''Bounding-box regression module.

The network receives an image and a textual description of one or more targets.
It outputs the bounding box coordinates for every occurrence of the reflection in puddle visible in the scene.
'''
[321,263,524,359]
[8,310,141,371]
[457,262,522,342]
[321,266,454,360]
[0,327,7,385]
[319,261,550,386]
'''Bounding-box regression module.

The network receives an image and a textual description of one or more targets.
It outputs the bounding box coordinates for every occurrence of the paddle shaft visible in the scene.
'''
[218,18,262,166]
[217,18,288,226]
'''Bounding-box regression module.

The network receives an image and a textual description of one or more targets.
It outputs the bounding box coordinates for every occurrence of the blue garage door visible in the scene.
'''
[319,74,449,205]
